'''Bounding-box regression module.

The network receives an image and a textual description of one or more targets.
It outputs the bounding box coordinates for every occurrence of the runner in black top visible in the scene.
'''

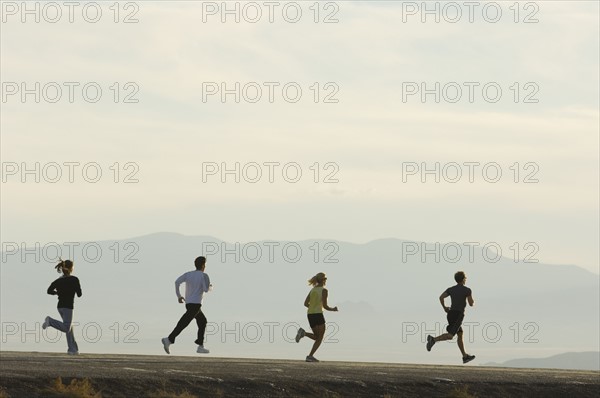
[426,271,476,364]
[42,260,82,355]
[47,274,82,309]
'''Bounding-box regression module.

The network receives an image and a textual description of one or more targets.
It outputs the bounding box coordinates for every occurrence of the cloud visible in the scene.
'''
[1,1,598,271]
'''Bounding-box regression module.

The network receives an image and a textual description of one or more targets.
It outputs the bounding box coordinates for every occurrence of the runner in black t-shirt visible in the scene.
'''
[426,271,476,364]
[42,260,82,355]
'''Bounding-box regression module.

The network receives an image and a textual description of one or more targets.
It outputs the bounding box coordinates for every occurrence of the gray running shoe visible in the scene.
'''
[462,354,476,364]
[295,328,305,343]
[426,335,435,352]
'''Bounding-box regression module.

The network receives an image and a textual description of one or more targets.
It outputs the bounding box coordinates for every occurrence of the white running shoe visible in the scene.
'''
[161,337,171,354]
[305,356,319,362]
[295,328,305,343]
[196,345,210,354]
[42,316,50,330]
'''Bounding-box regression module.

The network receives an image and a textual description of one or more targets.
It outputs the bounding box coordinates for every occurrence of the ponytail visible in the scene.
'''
[55,259,74,275]
[308,272,326,286]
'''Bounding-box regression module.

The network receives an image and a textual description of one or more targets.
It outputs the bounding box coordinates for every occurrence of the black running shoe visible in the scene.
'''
[426,335,435,352]
[462,354,475,364]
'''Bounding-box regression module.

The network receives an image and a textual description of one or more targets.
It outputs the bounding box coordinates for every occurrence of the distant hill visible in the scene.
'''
[484,351,600,371]
[1,232,598,364]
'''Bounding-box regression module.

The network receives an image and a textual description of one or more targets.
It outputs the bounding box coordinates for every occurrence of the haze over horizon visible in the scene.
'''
[1,233,598,368]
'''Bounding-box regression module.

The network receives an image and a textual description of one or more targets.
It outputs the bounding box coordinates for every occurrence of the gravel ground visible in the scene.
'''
[1,351,599,397]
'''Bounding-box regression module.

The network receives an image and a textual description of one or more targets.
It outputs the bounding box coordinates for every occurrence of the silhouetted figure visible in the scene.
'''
[295,272,339,362]
[426,271,476,364]
[162,256,211,354]
[42,260,82,355]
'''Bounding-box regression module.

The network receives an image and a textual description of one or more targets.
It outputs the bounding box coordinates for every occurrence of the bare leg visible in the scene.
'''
[304,332,316,340]
[308,324,325,357]
[457,331,467,356]
[434,333,454,342]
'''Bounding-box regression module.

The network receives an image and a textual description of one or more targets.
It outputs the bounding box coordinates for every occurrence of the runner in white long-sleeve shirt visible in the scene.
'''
[162,256,211,354]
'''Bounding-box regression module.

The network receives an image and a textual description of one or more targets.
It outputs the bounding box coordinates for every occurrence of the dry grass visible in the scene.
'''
[148,390,198,398]
[447,385,477,398]
[47,377,102,398]
[324,391,342,398]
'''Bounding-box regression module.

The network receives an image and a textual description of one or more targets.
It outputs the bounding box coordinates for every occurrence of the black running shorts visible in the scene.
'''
[307,313,326,328]
[446,310,465,336]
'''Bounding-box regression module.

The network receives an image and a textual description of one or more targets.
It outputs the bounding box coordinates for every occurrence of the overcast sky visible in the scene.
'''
[1,1,598,273]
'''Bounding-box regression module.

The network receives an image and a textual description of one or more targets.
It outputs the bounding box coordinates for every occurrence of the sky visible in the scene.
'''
[1,1,599,274]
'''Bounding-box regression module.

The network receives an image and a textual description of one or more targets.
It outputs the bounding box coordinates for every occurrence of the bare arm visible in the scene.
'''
[467,295,474,307]
[439,291,450,312]
[322,289,338,312]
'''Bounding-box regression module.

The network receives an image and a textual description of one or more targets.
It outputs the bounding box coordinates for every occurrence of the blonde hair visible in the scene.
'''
[308,272,326,286]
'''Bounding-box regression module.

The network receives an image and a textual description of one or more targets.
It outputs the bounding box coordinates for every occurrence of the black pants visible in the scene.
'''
[168,303,207,346]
